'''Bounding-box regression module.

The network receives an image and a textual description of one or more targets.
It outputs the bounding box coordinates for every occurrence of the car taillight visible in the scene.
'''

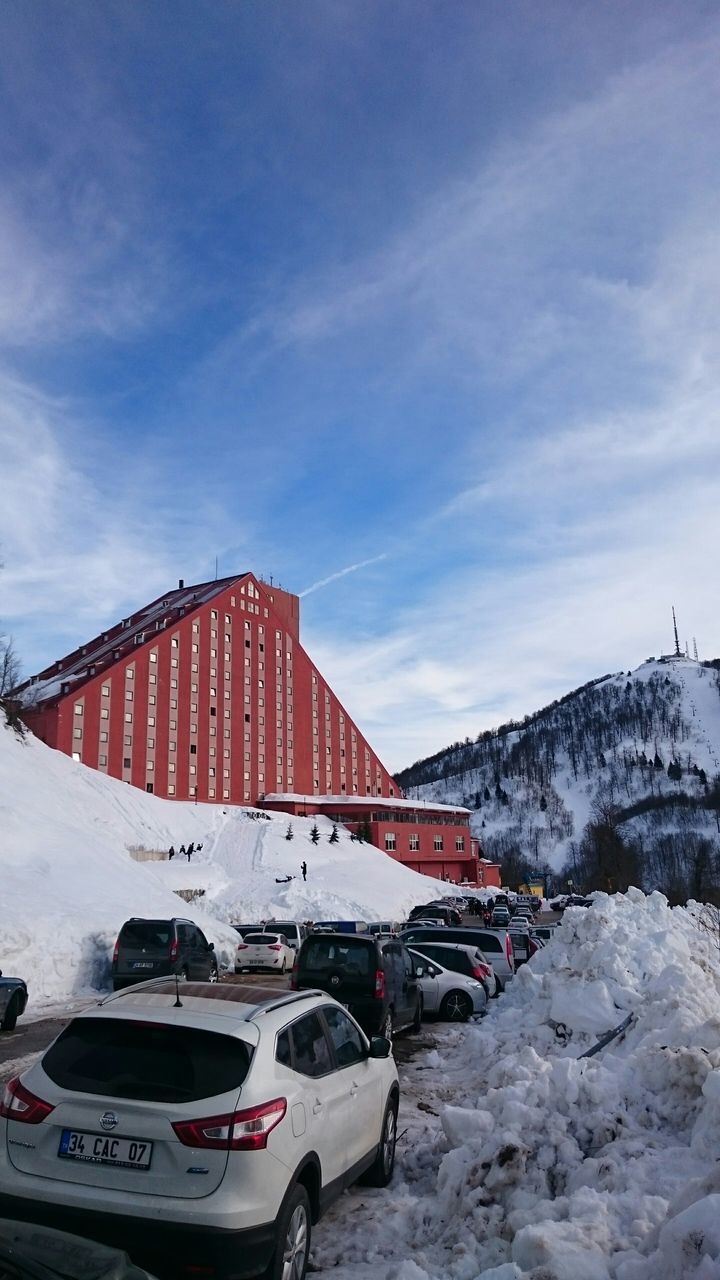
[112,937,120,965]
[236,943,248,950]
[290,959,299,989]
[505,933,514,971]
[473,963,491,980]
[173,1097,287,1151]
[268,944,282,951]
[169,938,178,962]
[0,1077,55,1124]
[374,969,385,1000]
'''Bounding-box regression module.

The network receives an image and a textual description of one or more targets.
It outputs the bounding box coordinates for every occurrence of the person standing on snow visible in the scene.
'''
[186,842,194,861]
[301,861,307,882]
[168,846,175,860]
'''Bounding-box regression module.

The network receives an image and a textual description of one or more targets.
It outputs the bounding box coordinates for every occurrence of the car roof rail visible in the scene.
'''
[95,980,330,1020]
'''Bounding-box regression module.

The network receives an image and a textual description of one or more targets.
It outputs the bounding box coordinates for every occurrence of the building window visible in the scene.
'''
[149,654,157,663]
[169,762,175,773]
[171,679,178,689]
[98,754,107,766]
[171,637,179,648]
[434,837,444,852]
[101,685,110,697]
[191,722,197,733]
[74,703,83,716]
[149,673,156,684]
[126,668,134,678]
[125,690,133,701]
[148,694,156,705]
[125,712,133,724]
[100,708,109,720]
[456,836,465,852]
[190,765,196,775]
[72,752,81,762]
[147,716,155,727]
[147,737,155,749]
[100,731,108,742]
[123,735,131,747]
[171,658,178,668]
[147,761,154,771]
[170,699,177,709]
[146,783,154,794]
[409,834,420,852]
[73,727,82,739]
[168,784,176,795]
[123,757,131,768]
[190,744,197,755]
[210,707,217,716]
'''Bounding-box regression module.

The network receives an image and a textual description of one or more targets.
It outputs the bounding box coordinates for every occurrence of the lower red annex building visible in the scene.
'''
[20,573,491,885]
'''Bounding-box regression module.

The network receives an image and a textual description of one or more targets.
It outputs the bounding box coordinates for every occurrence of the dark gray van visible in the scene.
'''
[399,925,515,991]
[111,917,218,990]
[292,932,422,1039]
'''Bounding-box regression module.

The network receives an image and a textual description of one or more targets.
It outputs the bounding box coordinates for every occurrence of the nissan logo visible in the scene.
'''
[100,1111,119,1131]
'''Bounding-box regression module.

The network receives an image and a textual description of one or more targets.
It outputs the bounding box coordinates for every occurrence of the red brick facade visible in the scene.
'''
[21,575,397,806]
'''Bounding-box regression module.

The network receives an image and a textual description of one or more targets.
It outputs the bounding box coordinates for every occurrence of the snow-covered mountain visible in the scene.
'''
[0,722,452,1007]
[397,656,720,898]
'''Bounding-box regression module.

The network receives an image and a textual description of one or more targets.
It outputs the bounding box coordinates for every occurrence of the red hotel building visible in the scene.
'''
[20,573,485,883]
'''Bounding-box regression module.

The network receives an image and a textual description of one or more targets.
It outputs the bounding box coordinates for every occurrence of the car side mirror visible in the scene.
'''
[208,942,215,951]
[369,1035,392,1059]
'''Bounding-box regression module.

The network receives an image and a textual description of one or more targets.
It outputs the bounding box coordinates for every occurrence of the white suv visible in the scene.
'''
[0,980,399,1280]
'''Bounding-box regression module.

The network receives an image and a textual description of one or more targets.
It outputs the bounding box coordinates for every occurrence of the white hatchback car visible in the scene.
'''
[0,980,399,1280]
[234,931,295,974]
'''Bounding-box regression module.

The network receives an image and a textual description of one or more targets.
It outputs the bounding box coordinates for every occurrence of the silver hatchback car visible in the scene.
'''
[0,980,399,1280]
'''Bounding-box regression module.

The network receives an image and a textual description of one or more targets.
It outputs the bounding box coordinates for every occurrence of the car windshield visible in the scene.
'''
[244,934,279,944]
[119,921,171,948]
[301,939,372,975]
[43,1017,253,1103]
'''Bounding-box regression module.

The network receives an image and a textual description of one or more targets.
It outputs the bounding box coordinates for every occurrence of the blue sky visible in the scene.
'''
[2,1,720,771]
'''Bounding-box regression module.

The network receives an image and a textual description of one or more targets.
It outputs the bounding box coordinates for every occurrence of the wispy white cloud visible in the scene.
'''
[300,554,389,598]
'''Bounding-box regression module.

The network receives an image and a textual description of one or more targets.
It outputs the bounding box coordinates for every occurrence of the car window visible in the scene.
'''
[401,947,416,978]
[43,1017,252,1103]
[290,1012,334,1078]
[119,921,171,949]
[323,1007,367,1067]
[245,933,278,944]
[192,927,207,947]
[301,939,372,976]
[276,1029,292,1068]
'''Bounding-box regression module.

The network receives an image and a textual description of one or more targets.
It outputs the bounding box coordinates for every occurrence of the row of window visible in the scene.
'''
[385,834,466,853]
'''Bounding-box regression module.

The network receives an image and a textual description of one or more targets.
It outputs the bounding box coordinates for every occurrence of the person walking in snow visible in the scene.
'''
[179,844,186,858]
[168,845,175,861]
[301,861,307,882]
[186,842,194,862]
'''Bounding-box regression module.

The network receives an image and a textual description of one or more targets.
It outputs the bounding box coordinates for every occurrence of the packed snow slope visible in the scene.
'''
[314,889,720,1280]
[398,655,720,882]
[0,723,451,1006]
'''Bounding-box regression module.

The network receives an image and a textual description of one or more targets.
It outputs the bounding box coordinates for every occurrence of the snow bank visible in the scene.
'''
[0,724,451,1006]
[312,889,720,1280]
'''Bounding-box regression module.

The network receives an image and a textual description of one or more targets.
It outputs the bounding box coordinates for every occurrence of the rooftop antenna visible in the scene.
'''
[672,606,681,657]
[214,556,218,581]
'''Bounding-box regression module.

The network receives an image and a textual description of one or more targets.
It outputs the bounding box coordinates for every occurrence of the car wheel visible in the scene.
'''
[411,995,423,1033]
[209,965,219,983]
[269,1182,311,1280]
[362,1095,398,1187]
[382,1009,393,1041]
[440,990,473,1022]
[1,996,19,1032]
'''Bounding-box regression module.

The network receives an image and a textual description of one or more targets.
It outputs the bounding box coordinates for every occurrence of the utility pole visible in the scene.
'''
[672,606,681,658]
[693,637,699,662]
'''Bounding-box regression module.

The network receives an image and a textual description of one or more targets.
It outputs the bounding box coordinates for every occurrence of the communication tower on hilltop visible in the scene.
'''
[693,637,699,662]
[672,606,681,658]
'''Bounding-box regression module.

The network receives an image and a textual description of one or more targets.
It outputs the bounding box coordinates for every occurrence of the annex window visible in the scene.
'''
[434,837,444,852]
[455,836,465,852]
[409,834,420,852]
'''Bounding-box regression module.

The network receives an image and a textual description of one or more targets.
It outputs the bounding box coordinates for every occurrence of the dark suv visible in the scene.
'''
[408,903,462,926]
[111,918,218,990]
[292,933,422,1039]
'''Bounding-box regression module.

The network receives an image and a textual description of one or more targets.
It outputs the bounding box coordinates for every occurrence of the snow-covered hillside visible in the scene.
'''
[0,723,451,1007]
[398,657,720,895]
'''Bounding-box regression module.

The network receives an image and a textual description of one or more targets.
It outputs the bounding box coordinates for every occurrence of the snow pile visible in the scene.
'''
[313,890,720,1280]
[0,723,450,1006]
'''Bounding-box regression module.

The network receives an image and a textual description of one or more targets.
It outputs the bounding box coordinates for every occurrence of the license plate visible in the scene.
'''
[132,961,154,969]
[58,1129,153,1169]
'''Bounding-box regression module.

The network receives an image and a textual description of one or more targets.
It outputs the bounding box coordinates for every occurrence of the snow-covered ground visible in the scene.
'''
[313,889,720,1279]
[0,723,453,1007]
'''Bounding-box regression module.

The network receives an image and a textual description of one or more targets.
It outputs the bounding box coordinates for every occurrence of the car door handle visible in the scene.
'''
[312,1100,323,1114]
